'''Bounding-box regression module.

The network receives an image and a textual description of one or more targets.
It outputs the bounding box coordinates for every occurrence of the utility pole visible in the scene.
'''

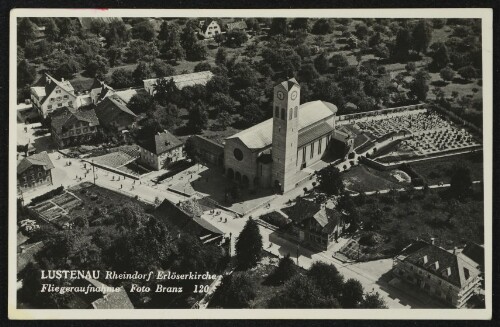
[92,160,96,185]
[296,244,299,265]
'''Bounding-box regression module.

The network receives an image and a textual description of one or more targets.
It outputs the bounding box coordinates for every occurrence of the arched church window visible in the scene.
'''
[281,108,285,120]
[289,108,293,120]
[294,106,298,118]
[275,106,279,117]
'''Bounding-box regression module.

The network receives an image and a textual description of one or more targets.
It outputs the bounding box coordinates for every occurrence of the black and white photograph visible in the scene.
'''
[8,8,493,320]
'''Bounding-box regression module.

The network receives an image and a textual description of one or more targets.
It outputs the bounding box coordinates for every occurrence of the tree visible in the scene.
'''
[295,44,311,59]
[159,22,185,61]
[340,278,364,308]
[269,18,288,36]
[440,67,455,81]
[131,20,156,42]
[412,20,433,54]
[216,111,232,129]
[206,75,230,94]
[267,254,297,285]
[187,100,209,133]
[314,52,330,74]
[18,18,36,47]
[409,70,430,101]
[354,22,370,40]
[128,92,155,114]
[307,262,345,297]
[214,33,226,47]
[405,62,416,73]
[106,46,122,67]
[133,62,153,85]
[54,59,80,80]
[291,18,309,31]
[17,60,37,88]
[298,64,319,84]
[430,43,450,70]
[316,165,345,196]
[85,55,109,79]
[151,59,175,78]
[392,27,412,61]
[194,61,212,73]
[110,68,134,89]
[457,65,477,81]
[268,275,339,308]
[235,218,263,269]
[312,18,333,35]
[330,54,349,75]
[181,24,204,61]
[104,20,130,47]
[360,292,388,308]
[226,30,248,47]
[449,163,473,199]
[125,40,159,63]
[190,43,208,61]
[211,93,237,114]
[231,62,258,90]
[45,18,60,42]
[215,47,227,66]
[213,272,256,308]
[241,103,265,127]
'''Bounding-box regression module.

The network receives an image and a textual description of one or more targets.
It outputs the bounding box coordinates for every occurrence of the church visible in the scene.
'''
[224,78,352,193]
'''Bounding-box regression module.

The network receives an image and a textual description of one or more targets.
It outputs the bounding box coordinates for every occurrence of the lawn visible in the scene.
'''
[409,151,483,185]
[342,164,407,193]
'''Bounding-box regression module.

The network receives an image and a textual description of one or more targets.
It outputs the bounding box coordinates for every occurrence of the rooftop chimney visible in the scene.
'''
[446,267,452,276]
[423,255,428,264]
[430,237,435,245]
[453,247,457,255]
[61,77,65,82]
[434,261,440,270]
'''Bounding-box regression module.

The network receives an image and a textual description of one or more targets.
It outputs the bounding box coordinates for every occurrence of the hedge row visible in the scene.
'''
[399,163,426,187]
[260,211,290,229]
[29,186,65,205]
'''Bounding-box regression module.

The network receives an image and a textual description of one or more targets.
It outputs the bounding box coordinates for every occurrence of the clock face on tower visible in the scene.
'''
[291,91,298,100]
[277,91,284,100]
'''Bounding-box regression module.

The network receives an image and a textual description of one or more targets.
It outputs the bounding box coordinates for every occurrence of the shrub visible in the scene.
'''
[260,212,290,229]
[29,186,64,205]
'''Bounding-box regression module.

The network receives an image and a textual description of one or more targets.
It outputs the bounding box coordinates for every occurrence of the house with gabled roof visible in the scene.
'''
[17,151,54,192]
[69,278,134,309]
[94,94,138,132]
[225,20,248,32]
[281,198,347,250]
[154,199,224,245]
[393,240,482,308]
[198,19,221,39]
[50,107,100,148]
[30,73,78,118]
[137,130,184,170]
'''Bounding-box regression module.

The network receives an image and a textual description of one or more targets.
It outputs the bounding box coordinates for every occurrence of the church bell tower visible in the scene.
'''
[271,78,300,193]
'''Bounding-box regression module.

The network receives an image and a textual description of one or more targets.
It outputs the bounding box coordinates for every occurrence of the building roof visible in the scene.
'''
[227,100,338,150]
[137,130,183,155]
[51,107,100,134]
[298,121,333,148]
[32,73,75,104]
[189,135,224,155]
[17,151,54,175]
[143,71,214,91]
[200,19,219,33]
[461,242,484,268]
[282,198,320,224]
[155,200,224,240]
[94,95,137,127]
[226,20,247,31]
[77,17,123,30]
[401,241,481,288]
[114,88,149,104]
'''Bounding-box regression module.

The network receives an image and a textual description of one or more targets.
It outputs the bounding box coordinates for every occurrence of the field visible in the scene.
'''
[408,151,483,185]
[343,165,407,193]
